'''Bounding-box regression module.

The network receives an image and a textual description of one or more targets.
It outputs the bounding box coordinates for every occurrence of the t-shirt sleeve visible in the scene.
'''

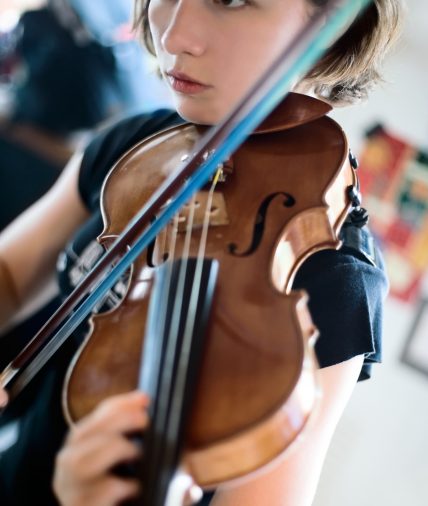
[292,247,388,381]
[78,109,183,211]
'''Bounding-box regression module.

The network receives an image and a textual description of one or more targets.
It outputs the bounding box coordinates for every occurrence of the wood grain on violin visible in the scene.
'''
[63,93,356,488]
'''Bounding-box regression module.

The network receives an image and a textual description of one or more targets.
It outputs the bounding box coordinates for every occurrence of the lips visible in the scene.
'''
[166,70,210,94]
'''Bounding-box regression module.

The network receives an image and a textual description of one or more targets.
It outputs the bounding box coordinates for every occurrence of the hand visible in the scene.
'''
[53,391,149,506]
[53,391,203,506]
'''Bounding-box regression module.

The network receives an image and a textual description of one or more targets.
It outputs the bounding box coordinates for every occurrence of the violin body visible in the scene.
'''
[63,93,356,487]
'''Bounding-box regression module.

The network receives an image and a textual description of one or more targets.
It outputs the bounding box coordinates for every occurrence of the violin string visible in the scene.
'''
[142,212,179,406]
[143,195,197,502]
[160,170,221,479]
[155,192,196,415]
[146,210,180,369]
[147,210,180,337]
[164,192,197,346]
[150,212,180,348]
[151,212,180,339]
[144,177,218,499]
[134,213,182,502]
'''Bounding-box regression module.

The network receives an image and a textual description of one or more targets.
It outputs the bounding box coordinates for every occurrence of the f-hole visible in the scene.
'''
[229,192,295,257]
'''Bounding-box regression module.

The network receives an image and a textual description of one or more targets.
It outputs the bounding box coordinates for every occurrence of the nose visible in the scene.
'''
[161,0,207,56]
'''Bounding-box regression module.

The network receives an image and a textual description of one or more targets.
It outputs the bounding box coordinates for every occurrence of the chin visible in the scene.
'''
[174,99,225,126]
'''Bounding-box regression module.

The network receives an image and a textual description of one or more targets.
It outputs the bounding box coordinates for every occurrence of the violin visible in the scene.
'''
[0,1,369,504]
[61,92,357,503]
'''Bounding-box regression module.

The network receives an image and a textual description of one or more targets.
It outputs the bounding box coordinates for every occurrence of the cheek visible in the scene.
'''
[217,7,309,111]
[221,22,303,89]
[238,6,309,65]
[262,1,311,51]
[262,11,310,59]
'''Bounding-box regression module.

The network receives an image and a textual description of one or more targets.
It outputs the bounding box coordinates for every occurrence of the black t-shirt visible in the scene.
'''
[0,108,387,506]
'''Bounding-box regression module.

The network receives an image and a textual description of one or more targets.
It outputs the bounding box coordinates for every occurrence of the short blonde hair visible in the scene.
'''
[134,0,403,105]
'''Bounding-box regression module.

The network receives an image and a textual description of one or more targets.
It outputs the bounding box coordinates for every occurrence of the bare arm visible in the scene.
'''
[210,355,364,506]
[0,151,90,330]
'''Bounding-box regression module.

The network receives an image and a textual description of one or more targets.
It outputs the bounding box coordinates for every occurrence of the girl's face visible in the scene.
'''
[148,0,313,124]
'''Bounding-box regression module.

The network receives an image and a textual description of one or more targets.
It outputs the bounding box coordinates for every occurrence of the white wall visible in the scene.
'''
[314,298,428,506]
[314,2,428,505]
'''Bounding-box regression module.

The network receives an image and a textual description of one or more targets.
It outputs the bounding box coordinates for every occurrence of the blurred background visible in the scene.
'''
[0,1,427,505]
[0,0,171,230]
[314,0,428,506]
[318,2,428,504]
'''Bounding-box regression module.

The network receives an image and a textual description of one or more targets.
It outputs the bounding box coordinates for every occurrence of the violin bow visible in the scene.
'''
[1,0,372,403]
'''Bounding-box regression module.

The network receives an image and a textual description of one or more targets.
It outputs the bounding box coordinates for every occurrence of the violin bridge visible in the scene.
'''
[177,192,229,232]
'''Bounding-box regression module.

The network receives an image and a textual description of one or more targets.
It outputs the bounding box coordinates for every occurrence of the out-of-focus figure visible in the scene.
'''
[0,0,170,230]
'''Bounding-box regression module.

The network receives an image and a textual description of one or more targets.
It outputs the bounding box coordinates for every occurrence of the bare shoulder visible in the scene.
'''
[211,356,364,506]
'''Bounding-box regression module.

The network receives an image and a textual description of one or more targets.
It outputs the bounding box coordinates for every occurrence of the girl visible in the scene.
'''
[0,0,402,504]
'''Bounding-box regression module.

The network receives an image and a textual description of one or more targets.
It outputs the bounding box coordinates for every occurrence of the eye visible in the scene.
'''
[214,0,249,9]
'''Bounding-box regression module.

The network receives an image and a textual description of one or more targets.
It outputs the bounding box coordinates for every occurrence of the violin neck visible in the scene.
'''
[137,257,219,505]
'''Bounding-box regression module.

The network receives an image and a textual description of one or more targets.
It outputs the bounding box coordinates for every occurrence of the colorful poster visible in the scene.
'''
[358,125,428,302]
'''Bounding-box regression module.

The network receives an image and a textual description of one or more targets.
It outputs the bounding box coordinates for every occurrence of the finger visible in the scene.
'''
[86,476,140,506]
[57,433,141,481]
[54,473,140,506]
[69,391,150,443]
[0,388,8,408]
